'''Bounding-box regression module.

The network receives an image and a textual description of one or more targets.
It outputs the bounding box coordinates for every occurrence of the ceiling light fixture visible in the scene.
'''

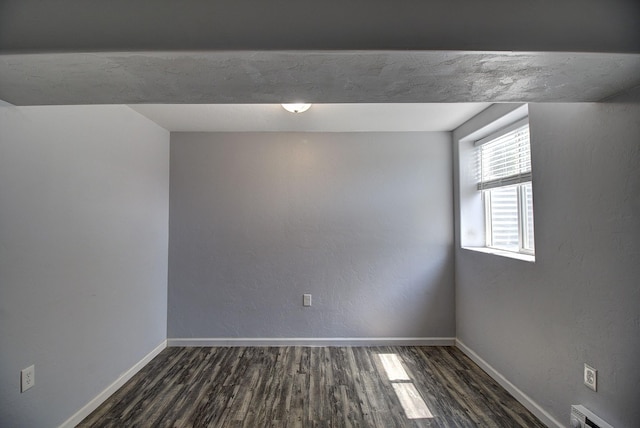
[282,103,312,113]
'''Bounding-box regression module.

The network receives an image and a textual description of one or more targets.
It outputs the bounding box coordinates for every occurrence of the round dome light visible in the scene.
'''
[281,103,312,113]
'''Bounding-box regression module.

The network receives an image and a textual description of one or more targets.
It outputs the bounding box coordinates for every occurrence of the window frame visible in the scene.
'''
[476,118,535,257]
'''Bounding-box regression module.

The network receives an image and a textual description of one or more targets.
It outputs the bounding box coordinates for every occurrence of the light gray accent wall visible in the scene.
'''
[0,106,170,427]
[168,132,454,338]
[1,0,638,53]
[454,102,640,427]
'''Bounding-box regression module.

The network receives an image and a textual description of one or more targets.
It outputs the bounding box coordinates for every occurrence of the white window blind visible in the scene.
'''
[476,119,531,191]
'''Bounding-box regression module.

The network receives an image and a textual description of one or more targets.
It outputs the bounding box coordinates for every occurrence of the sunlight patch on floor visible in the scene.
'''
[378,353,411,381]
[392,383,434,419]
[377,353,434,419]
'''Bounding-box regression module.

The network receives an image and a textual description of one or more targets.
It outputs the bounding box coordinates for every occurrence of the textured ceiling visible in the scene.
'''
[2,0,638,107]
[1,51,639,106]
[128,103,493,132]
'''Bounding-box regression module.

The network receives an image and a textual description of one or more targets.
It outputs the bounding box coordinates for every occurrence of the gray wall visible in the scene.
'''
[169,132,454,339]
[454,102,640,427]
[0,106,170,427]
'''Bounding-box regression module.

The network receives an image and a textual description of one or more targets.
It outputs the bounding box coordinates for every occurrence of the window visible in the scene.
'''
[475,118,534,255]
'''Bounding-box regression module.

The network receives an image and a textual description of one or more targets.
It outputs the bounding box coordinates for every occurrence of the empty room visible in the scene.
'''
[1,1,639,427]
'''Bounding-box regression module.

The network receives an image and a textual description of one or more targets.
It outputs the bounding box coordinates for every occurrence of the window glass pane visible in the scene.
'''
[488,186,519,252]
[522,182,535,251]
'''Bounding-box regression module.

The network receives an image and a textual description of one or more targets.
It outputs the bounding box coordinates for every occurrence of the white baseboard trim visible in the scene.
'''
[455,339,563,428]
[167,337,456,347]
[58,340,167,428]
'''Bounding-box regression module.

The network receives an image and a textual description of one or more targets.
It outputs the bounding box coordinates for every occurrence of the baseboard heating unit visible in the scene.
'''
[570,405,613,428]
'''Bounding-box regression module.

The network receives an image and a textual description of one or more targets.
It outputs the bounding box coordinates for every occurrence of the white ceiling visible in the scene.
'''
[129,103,493,132]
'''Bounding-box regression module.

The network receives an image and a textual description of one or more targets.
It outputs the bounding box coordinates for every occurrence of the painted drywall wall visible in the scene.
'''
[0,106,170,427]
[454,102,640,427]
[168,132,454,339]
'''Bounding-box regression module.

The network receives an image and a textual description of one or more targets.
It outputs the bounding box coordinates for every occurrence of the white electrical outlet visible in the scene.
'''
[21,365,35,392]
[303,294,312,307]
[584,364,597,391]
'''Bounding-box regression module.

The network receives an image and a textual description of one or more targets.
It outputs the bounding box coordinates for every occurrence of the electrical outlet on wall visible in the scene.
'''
[303,294,312,307]
[584,364,597,391]
[21,365,35,392]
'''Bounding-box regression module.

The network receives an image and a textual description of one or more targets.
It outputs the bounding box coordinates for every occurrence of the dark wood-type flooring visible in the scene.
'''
[78,346,546,427]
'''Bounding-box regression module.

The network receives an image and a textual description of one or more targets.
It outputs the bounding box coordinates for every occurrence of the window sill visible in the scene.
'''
[462,246,535,263]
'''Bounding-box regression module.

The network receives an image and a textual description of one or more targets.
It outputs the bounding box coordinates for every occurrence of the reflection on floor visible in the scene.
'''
[79,346,546,427]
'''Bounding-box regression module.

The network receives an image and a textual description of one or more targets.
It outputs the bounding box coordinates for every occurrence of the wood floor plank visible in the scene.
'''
[78,346,546,428]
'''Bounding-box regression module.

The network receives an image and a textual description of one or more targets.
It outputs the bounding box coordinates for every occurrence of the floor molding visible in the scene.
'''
[58,340,167,428]
[455,339,563,428]
[167,337,456,347]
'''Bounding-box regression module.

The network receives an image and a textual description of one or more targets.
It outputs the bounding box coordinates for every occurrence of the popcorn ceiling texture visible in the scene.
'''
[1,51,639,105]
[168,132,455,339]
